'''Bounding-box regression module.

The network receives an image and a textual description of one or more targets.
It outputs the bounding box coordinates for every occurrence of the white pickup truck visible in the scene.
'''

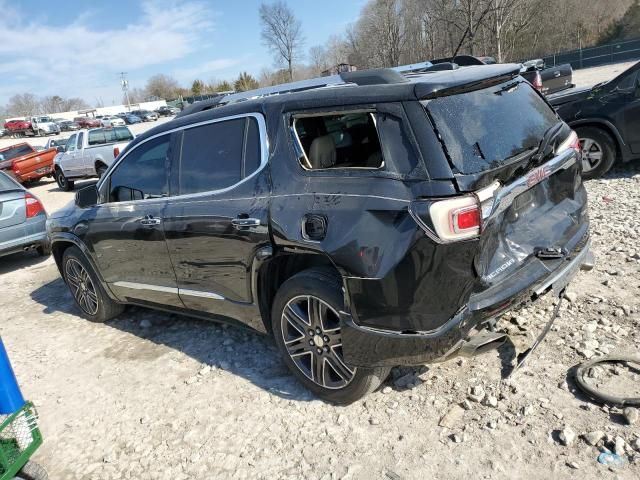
[54,126,135,191]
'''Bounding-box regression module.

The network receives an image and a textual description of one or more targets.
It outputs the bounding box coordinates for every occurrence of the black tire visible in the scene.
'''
[55,169,74,191]
[576,126,616,180]
[15,460,48,480]
[272,268,390,404]
[62,246,125,323]
[96,163,108,177]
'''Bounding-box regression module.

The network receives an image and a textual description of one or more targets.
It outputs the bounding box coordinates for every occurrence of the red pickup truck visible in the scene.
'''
[0,142,57,183]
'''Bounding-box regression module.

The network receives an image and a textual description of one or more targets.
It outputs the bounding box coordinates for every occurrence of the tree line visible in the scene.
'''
[2,0,637,120]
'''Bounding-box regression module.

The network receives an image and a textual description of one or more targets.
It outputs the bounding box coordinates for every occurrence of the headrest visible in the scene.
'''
[309,135,336,169]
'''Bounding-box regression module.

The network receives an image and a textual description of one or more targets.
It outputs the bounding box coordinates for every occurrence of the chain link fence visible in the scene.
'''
[542,38,640,69]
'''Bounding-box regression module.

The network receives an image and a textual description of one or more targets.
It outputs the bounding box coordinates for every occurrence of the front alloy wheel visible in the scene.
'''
[580,137,603,173]
[65,258,99,315]
[282,295,355,389]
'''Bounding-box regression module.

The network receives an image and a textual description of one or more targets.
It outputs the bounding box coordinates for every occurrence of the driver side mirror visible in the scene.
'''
[75,185,98,208]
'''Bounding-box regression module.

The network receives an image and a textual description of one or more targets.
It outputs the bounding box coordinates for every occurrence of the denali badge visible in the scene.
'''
[486,258,516,280]
[526,165,551,187]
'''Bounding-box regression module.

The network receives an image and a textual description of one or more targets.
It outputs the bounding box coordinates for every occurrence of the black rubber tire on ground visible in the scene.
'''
[62,246,125,323]
[272,267,390,405]
[96,163,108,178]
[15,460,49,480]
[576,126,617,180]
[55,169,74,191]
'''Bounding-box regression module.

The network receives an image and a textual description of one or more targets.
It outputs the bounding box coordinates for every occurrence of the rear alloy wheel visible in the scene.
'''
[55,169,74,191]
[282,295,356,389]
[272,268,390,404]
[62,246,124,322]
[577,127,616,180]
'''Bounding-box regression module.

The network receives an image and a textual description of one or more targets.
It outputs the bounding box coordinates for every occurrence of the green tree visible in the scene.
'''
[234,72,259,92]
[212,80,234,92]
[600,0,640,43]
[191,79,205,95]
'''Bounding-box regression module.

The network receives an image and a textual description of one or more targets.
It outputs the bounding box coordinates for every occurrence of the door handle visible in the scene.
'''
[140,216,161,226]
[554,71,561,78]
[231,217,260,228]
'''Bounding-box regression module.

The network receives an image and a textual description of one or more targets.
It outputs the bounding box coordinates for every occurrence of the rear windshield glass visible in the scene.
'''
[425,80,559,174]
[1,144,33,161]
[0,172,19,191]
[88,127,134,146]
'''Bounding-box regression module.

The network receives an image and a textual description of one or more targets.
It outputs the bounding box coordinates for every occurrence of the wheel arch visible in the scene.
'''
[569,119,626,160]
[50,234,119,302]
[256,250,342,333]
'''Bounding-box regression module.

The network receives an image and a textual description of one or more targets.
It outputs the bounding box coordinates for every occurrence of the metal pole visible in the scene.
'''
[120,72,131,111]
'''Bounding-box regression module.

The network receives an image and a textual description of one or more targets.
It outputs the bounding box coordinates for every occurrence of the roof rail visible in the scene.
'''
[177,60,439,117]
[218,74,348,106]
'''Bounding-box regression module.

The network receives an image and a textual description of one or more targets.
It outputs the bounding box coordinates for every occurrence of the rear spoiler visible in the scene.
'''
[414,64,522,100]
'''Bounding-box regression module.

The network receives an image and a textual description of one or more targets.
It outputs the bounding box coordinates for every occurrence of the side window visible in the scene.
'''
[108,135,170,202]
[76,132,84,150]
[243,117,261,177]
[178,118,245,195]
[66,134,77,152]
[293,112,383,169]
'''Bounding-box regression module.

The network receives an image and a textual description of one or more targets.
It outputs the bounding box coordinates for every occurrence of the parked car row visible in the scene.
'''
[3,116,60,138]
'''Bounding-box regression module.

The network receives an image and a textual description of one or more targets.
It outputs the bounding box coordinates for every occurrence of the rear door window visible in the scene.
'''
[177,116,263,195]
[88,130,106,146]
[425,80,559,174]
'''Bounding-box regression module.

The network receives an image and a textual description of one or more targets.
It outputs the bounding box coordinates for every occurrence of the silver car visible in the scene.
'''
[0,171,49,257]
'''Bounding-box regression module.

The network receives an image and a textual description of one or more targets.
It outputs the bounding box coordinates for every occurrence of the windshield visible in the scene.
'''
[0,144,34,160]
[37,116,52,123]
[425,80,559,174]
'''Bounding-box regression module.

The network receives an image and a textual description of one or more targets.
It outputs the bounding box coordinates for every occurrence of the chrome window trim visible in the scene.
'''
[97,113,269,205]
[291,110,385,171]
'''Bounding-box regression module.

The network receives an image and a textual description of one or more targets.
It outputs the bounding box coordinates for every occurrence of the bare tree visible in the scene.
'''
[308,45,329,75]
[6,93,40,117]
[146,74,180,100]
[259,1,305,81]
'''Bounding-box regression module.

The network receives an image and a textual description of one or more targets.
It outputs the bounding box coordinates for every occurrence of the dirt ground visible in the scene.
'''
[1,63,640,479]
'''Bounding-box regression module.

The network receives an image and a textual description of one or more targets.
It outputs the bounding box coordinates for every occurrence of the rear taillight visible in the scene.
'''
[532,71,543,91]
[25,192,45,218]
[410,182,499,243]
[113,146,120,158]
[556,130,580,155]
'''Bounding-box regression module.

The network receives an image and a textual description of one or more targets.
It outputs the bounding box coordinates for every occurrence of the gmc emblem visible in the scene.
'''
[526,165,551,187]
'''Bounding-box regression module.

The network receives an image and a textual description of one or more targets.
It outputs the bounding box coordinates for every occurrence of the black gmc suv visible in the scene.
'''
[549,61,640,179]
[47,64,592,403]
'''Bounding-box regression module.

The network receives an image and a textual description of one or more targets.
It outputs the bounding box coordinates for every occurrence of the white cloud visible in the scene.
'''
[0,1,225,104]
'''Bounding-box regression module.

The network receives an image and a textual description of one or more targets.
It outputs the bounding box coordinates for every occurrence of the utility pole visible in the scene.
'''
[120,72,130,111]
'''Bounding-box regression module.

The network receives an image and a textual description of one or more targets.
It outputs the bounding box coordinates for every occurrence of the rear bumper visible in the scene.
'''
[341,241,592,367]
[0,227,48,257]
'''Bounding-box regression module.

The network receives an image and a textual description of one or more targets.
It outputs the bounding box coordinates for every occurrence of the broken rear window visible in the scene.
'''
[424,80,559,175]
[293,112,383,170]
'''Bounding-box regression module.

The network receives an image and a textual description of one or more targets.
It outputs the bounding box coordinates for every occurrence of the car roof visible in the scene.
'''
[129,63,519,148]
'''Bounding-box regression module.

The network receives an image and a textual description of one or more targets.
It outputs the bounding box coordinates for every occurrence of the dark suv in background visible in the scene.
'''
[47,64,591,403]
[549,61,640,179]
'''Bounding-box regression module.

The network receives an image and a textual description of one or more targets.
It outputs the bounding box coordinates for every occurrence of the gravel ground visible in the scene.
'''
[0,63,639,479]
[0,161,638,479]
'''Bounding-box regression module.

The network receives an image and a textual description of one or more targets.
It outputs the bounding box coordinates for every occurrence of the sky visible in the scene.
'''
[0,0,365,106]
